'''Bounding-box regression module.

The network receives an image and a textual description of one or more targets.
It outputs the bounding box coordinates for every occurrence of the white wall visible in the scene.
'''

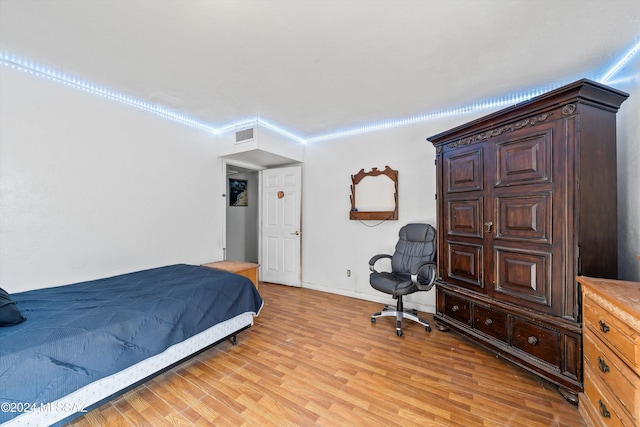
[615,76,640,281]
[0,67,225,293]
[301,115,468,313]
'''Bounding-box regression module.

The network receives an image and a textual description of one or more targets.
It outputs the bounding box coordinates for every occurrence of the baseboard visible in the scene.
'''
[300,281,436,314]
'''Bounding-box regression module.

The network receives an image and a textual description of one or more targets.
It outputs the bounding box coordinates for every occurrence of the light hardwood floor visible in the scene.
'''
[68,282,585,426]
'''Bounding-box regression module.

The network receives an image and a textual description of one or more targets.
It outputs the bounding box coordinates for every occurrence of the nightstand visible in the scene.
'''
[201,260,259,290]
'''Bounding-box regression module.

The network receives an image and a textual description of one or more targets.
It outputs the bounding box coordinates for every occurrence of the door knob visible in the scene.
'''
[291,230,300,236]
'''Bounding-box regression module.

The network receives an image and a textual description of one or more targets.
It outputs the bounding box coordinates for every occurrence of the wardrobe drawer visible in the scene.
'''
[584,332,638,423]
[512,318,560,367]
[473,305,508,342]
[442,293,471,326]
[583,364,634,427]
[584,294,640,373]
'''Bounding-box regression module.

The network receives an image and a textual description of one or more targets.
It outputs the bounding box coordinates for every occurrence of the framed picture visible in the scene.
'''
[229,178,248,206]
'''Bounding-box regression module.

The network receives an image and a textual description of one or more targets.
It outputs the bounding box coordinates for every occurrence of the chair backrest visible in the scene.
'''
[391,223,436,275]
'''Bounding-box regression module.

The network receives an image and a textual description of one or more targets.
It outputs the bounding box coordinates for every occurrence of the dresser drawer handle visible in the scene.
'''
[527,336,538,345]
[451,305,460,312]
[597,356,610,373]
[599,320,610,333]
[598,400,611,418]
[484,318,493,326]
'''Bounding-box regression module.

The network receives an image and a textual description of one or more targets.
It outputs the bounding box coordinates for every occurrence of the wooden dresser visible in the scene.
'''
[578,276,640,426]
[427,79,629,402]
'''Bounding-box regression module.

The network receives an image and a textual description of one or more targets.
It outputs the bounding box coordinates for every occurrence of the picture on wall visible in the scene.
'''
[229,178,248,206]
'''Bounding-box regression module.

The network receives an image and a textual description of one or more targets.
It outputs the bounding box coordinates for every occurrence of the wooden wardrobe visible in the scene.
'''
[427,79,628,402]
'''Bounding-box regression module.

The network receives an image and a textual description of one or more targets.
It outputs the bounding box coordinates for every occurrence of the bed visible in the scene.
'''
[0,264,263,426]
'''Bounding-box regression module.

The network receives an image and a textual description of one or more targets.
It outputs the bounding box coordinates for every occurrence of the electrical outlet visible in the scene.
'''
[347,269,351,277]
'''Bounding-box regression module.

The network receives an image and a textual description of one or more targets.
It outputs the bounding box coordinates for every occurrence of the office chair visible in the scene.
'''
[369,223,437,336]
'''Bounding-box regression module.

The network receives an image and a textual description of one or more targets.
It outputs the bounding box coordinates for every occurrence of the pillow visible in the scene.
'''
[0,288,27,326]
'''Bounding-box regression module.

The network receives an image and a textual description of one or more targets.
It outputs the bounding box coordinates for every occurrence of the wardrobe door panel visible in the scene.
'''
[495,130,552,187]
[494,247,553,311]
[495,193,552,244]
[445,148,483,193]
[446,242,484,290]
[447,198,483,238]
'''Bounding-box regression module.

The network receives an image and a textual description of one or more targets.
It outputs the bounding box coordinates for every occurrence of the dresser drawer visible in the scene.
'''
[584,332,638,423]
[584,294,640,373]
[512,317,560,367]
[473,305,508,342]
[442,293,471,326]
[583,364,635,427]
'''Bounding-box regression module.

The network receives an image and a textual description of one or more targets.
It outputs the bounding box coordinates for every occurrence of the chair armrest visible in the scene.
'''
[410,261,437,291]
[369,254,392,273]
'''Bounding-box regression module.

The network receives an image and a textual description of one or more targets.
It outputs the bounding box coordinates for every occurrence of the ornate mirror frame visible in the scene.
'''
[349,166,398,220]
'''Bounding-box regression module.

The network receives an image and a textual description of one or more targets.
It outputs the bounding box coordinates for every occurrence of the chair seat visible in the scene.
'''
[370,272,417,297]
[369,223,436,336]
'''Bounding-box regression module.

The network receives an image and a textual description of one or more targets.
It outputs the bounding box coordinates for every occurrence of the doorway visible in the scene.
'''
[225,164,259,263]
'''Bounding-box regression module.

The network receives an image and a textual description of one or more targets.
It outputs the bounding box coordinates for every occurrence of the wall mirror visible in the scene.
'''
[350,166,398,220]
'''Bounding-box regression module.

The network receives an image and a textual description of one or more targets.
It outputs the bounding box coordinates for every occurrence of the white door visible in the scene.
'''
[261,165,302,286]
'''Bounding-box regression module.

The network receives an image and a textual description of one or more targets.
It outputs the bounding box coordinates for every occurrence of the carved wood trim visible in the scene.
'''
[456,112,553,148]
[562,104,576,115]
[351,165,397,186]
[445,111,555,151]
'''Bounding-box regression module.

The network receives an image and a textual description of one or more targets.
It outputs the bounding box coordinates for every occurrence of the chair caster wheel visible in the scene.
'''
[426,325,432,332]
[396,330,403,336]
[371,317,376,323]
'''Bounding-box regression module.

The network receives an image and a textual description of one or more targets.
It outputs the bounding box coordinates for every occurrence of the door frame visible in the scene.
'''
[222,159,302,286]
[222,158,263,262]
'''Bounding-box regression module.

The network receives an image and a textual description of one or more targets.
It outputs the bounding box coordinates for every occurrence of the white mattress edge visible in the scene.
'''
[2,312,255,427]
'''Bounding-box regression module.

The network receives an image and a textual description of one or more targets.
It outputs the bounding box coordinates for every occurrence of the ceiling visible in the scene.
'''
[1,0,639,141]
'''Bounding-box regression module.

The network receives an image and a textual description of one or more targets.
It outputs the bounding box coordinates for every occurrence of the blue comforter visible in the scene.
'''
[0,264,263,423]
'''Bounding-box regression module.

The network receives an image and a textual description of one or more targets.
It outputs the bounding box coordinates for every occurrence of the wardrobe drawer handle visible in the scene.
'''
[451,305,460,312]
[527,336,538,345]
[484,318,493,326]
[598,400,611,418]
[597,357,610,373]
[599,320,610,333]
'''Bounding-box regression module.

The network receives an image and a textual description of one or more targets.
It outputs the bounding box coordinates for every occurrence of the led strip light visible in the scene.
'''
[2,38,639,144]
[305,89,553,144]
[600,39,640,84]
[0,53,217,134]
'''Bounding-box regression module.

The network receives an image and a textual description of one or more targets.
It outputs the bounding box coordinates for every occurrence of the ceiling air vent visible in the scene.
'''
[235,127,255,144]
